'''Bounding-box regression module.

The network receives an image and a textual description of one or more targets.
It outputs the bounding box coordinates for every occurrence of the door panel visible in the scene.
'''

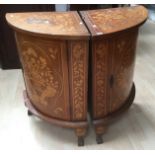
[110,29,138,112]
[15,32,70,120]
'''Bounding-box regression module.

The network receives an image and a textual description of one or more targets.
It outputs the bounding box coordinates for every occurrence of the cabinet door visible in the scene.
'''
[110,29,138,112]
[16,32,71,121]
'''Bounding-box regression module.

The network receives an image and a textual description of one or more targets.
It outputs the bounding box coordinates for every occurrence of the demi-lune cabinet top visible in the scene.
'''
[6,11,89,39]
[80,6,148,36]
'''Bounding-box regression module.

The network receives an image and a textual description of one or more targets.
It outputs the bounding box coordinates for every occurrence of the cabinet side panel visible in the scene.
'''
[68,40,88,121]
[110,29,138,112]
[92,39,109,119]
[15,32,70,121]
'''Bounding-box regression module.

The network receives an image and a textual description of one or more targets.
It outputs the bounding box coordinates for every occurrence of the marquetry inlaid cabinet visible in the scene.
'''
[80,6,148,144]
[6,6,148,146]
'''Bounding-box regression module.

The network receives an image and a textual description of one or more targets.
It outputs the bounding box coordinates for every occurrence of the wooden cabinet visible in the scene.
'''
[6,6,148,146]
[80,6,148,143]
[6,11,89,146]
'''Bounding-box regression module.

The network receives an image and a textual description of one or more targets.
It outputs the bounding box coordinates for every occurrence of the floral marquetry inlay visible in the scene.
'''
[6,11,89,38]
[94,41,108,118]
[6,6,148,140]
[70,41,88,121]
[16,33,70,120]
[81,6,148,36]
[22,43,62,111]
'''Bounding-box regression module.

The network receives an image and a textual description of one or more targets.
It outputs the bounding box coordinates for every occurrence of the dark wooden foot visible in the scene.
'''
[75,127,87,146]
[78,136,84,146]
[96,134,103,144]
[94,125,106,144]
[27,110,33,116]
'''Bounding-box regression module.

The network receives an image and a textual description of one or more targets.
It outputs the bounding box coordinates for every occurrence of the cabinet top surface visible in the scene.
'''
[80,6,148,36]
[6,11,89,39]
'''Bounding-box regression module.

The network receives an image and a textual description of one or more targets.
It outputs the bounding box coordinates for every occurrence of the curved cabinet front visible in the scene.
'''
[16,33,71,120]
[109,29,138,113]
[91,29,138,119]
[80,5,148,143]
[6,11,89,146]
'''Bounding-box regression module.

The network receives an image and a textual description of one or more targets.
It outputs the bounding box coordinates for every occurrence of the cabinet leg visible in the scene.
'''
[27,110,33,116]
[96,134,103,144]
[75,127,87,147]
[78,136,84,146]
[95,125,107,144]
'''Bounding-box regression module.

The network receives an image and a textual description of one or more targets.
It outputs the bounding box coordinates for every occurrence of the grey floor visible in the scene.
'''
[0,20,155,149]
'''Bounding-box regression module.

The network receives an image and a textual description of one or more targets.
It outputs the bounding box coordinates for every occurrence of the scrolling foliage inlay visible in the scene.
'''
[70,41,87,120]
[85,6,147,35]
[17,34,69,119]
[94,41,108,118]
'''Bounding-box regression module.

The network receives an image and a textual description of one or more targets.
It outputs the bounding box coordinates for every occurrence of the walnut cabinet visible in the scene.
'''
[6,6,148,146]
